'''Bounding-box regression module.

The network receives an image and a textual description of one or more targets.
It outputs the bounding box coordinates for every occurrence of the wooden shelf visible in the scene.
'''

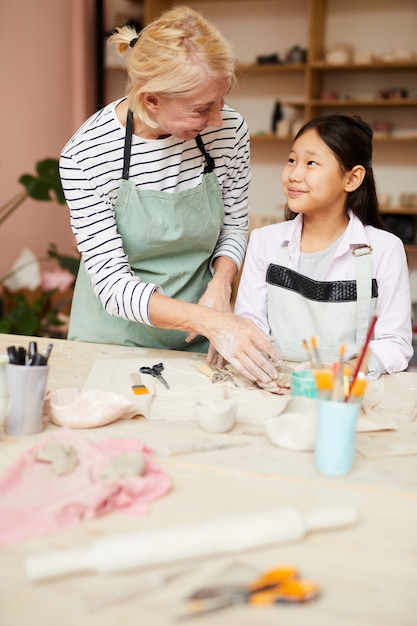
[310,98,417,107]
[101,0,417,260]
[380,207,417,216]
[250,133,417,145]
[311,61,417,71]
[237,62,307,74]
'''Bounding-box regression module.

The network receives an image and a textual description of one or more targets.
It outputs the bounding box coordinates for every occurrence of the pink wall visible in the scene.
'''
[0,0,97,278]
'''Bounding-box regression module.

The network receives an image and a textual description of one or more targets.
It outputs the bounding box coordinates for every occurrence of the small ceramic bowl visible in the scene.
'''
[195,398,236,433]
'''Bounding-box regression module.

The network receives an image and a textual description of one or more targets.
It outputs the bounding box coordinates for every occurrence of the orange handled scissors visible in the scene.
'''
[180,565,320,618]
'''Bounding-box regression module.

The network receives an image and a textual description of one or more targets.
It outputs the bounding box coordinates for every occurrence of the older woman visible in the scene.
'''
[60,6,279,384]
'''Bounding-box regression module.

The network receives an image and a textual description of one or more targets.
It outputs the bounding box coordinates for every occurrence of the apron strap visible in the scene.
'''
[353,245,373,347]
[122,115,214,179]
[195,134,215,174]
[122,109,134,180]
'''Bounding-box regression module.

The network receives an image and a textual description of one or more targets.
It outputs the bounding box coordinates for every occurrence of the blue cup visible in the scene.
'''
[290,370,318,399]
[315,400,360,476]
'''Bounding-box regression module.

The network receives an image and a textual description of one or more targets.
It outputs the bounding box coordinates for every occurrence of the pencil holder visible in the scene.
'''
[4,364,49,436]
[315,399,360,476]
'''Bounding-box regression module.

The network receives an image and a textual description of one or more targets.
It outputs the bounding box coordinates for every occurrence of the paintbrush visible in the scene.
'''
[302,339,314,368]
[129,373,150,395]
[314,369,334,400]
[311,336,323,369]
[347,315,377,401]
[331,343,346,402]
[347,372,368,403]
[343,365,351,402]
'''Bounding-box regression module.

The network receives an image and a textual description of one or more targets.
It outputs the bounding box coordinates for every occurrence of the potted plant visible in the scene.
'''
[0,158,79,337]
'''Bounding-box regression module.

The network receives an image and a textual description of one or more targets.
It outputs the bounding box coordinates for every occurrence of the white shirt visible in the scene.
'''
[235,212,413,374]
[60,100,250,325]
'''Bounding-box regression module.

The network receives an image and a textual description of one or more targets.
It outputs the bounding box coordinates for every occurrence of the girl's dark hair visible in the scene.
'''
[285,114,387,229]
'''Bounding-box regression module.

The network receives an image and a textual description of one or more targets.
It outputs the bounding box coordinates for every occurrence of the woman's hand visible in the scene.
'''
[198,308,281,384]
[185,270,232,358]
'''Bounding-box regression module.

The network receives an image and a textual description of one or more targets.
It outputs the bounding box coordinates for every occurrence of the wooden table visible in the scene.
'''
[0,333,416,626]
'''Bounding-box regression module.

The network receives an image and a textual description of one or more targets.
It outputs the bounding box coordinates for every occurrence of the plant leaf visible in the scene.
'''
[47,244,80,277]
[19,158,66,204]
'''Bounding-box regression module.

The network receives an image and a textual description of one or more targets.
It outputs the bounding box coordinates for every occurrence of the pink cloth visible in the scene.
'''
[0,429,171,544]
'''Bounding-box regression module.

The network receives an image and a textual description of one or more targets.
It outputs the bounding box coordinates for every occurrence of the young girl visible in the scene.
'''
[235,114,413,381]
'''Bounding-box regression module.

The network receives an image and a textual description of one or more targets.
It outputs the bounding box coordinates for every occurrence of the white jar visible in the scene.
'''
[0,355,9,426]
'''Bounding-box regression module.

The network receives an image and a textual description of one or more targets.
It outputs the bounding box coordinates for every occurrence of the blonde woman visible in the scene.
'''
[60,6,279,384]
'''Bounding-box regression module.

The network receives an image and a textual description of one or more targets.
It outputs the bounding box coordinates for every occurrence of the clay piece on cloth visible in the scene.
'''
[101,451,147,480]
[36,442,78,476]
[45,387,153,428]
[0,429,171,545]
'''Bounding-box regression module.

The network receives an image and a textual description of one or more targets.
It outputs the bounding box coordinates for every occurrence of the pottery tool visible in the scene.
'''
[129,373,149,395]
[347,315,377,401]
[7,342,52,366]
[25,505,359,582]
[158,441,249,457]
[195,361,234,384]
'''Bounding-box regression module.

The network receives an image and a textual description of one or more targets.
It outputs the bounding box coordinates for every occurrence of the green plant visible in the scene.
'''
[0,158,66,226]
[0,158,79,337]
[0,290,63,336]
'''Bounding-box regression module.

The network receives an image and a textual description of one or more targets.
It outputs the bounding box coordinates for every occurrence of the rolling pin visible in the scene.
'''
[25,505,359,582]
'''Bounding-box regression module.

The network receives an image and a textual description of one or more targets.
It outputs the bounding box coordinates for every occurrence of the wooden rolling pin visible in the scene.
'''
[25,505,359,582]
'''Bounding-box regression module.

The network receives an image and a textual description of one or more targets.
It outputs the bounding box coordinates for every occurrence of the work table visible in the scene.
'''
[0,333,416,626]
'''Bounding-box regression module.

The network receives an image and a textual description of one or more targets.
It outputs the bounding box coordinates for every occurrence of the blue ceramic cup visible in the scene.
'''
[315,399,360,476]
[290,369,318,399]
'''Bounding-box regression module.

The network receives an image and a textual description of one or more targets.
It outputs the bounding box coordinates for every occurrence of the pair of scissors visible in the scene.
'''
[180,565,319,618]
[139,363,170,390]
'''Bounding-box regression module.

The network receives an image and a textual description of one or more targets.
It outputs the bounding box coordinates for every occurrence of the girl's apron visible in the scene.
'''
[68,110,224,351]
[266,243,377,363]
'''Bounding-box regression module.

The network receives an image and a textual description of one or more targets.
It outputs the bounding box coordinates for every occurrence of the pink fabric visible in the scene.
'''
[0,429,171,544]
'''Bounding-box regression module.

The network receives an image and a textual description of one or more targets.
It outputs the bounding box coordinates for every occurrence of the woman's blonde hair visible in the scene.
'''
[108,5,236,128]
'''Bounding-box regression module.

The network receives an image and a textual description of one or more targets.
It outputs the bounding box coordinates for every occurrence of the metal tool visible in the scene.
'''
[139,363,170,390]
[179,565,320,618]
[195,361,237,385]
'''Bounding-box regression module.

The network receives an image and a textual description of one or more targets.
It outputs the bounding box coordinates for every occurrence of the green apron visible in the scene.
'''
[68,110,224,351]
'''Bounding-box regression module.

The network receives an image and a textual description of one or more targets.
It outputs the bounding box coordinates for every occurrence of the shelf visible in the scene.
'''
[310,61,417,71]
[380,207,417,216]
[310,98,417,107]
[100,0,417,253]
[250,133,294,143]
[250,133,417,145]
[237,62,307,74]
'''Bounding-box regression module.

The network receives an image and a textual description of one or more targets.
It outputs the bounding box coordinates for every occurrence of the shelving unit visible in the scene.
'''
[100,0,417,248]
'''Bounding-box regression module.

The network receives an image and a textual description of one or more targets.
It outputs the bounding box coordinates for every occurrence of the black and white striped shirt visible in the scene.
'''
[60,99,250,325]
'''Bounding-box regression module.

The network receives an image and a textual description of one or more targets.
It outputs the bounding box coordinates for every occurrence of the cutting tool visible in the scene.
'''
[139,363,170,390]
[179,565,319,618]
